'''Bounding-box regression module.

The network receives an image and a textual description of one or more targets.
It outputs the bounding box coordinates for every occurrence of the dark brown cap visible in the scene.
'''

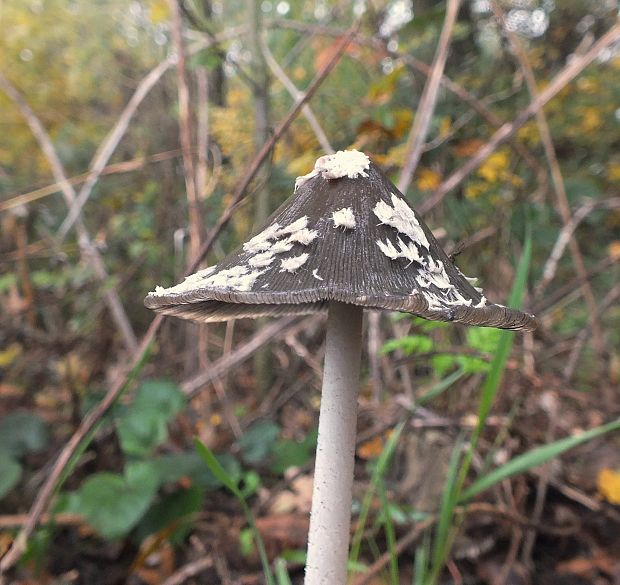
[145,150,536,331]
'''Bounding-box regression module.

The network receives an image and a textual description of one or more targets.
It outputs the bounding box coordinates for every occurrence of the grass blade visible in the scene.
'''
[460,418,620,502]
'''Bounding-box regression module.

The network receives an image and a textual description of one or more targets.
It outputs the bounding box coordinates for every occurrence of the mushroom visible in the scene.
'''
[144,149,537,585]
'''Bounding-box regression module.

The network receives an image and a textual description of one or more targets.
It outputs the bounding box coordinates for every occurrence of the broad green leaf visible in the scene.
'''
[69,462,159,539]
[0,411,49,457]
[0,457,22,499]
[194,438,243,499]
[134,486,204,544]
[269,428,318,474]
[239,421,280,464]
[116,379,185,456]
[151,451,240,489]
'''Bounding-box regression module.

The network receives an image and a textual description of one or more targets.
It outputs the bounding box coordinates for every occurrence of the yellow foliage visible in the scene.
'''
[210,86,254,173]
[608,241,620,261]
[576,77,600,93]
[416,168,441,192]
[464,181,487,200]
[0,343,22,368]
[149,0,170,24]
[578,107,603,134]
[516,121,541,146]
[477,149,511,183]
[607,162,620,183]
[438,116,451,137]
[286,151,321,179]
[597,468,620,505]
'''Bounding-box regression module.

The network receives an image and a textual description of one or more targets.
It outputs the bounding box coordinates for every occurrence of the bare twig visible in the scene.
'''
[195,68,210,200]
[181,316,298,397]
[397,0,461,194]
[169,0,202,265]
[0,149,182,213]
[563,284,620,381]
[270,19,548,193]
[261,37,334,154]
[0,72,138,354]
[190,22,359,273]
[56,28,242,240]
[417,21,620,215]
[0,26,358,575]
[491,1,604,354]
[161,556,214,585]
[536,197,620,294]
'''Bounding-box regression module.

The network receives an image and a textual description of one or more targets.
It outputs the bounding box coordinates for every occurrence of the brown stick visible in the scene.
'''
[0,149,183,212]
[169,0,202,265]
[0,24,358,576]
[189,22,359,275]
[397,0,461,194]
[0,72,138,355]
[490,1,604,354]
[418,21,620,215]
[56,29,243,240]
[270,19,548,192]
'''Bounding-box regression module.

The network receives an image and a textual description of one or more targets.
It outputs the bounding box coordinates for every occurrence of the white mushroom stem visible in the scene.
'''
[305,301,363,585]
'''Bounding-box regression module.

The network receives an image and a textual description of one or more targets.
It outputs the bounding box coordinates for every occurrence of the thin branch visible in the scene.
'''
[397,0,461,193]
[162,557,214,585]
[169,0,202,265]
[491,1,604,353]
[189,22,359,274]
[0,24,358,575]
[195,68,210,200]
[56,28,243,240]
[0,149,183,212]
[417,21,620,215]
[260,37,334,154]
[0,72,138,354]
[269,19,549,197]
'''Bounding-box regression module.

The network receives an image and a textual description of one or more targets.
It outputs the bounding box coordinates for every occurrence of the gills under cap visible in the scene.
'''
[145,149,537,331]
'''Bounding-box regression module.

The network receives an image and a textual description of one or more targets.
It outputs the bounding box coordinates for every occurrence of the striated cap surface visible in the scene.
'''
[145,150,536,330]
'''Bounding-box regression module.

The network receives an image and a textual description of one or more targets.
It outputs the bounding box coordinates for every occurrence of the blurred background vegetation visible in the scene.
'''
[1,1,620,584]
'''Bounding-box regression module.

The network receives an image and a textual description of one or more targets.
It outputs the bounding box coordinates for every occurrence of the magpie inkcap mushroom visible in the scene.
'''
[145,149,537,585]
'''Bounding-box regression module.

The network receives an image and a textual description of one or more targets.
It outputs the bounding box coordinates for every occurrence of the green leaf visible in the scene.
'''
[239,421,280,464]
[0,457,22,499]
[381,335,433,356]
[116,379,185,456]
[269,428,318,474]
[0,411,49,457]
[69,462,159,539]
[134,485,204,544]
[151,451,240,490]
[461,418,620,502]
[194,438,243,499]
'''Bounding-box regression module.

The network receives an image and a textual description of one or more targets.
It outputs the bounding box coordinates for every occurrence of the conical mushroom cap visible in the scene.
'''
[145,150,536,331]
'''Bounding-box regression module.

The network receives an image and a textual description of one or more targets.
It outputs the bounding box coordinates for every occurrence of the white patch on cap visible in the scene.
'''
[280,253,309,273]
[243,223,282,253]
[287,228,318,245]
[475,296,487,308]
[294,149,370,190]
[312,269,324,281]
[270,240,294,254]
[152,264,264,294]
[150,265,217,296]
[332,207,356,229]
[373,194,430,249]
[275,216,308,237]
[249,252,276,268]
[376,237,423,265]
